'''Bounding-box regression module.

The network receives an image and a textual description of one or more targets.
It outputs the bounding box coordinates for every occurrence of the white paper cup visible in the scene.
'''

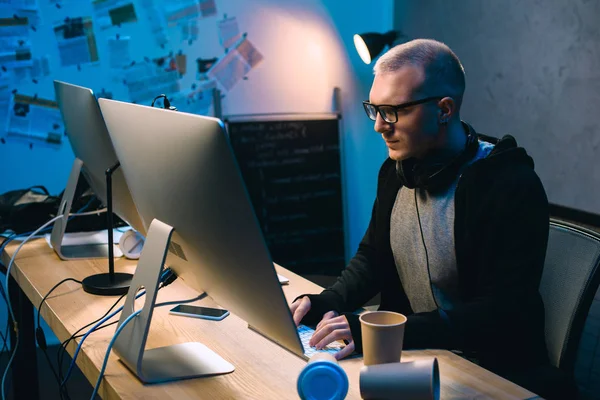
[360,358,440,400]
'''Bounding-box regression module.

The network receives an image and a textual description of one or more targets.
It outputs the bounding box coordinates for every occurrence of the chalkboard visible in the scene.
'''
[226,114,345,276]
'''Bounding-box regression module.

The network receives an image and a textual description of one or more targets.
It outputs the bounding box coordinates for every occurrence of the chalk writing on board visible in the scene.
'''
[227,116,345,275]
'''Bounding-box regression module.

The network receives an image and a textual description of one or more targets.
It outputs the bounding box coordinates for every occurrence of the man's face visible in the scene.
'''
[368,66,441,161]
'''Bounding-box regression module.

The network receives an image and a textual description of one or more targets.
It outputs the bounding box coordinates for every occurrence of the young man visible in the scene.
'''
[290,39,574,398]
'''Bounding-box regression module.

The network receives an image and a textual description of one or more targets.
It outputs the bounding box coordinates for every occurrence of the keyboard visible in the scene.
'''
[298,324,344,359]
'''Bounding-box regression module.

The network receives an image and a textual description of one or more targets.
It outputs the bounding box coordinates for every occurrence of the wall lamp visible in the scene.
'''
[353,30,399,64]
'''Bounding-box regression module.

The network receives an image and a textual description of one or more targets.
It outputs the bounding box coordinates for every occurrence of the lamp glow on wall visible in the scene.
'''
[353,31,399,64]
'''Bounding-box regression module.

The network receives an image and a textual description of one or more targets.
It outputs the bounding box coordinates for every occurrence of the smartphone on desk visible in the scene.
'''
[169,305,230,321]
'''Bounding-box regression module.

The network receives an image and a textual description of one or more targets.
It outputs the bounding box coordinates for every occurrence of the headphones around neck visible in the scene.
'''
[396,121,479,192]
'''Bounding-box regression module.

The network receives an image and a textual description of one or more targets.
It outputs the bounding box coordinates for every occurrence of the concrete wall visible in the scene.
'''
[394,0,600,215]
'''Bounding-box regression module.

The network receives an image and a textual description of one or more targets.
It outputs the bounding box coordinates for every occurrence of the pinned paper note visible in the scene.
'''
[163,0,216,26]
[181,19,198,44]
[218,16,241,49]
[108,35,131,69]
[30,55,51,80]
[138,0,168,47]
[207,36,263,92]
[3,93,64,145]
[92,0,137,30]
[171,80,215,115]
[123,60,180,103]
[53,17,99,67]
[0,16,33,70]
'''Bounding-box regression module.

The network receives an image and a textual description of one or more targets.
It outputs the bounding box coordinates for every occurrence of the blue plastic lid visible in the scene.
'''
[297,360,349,400]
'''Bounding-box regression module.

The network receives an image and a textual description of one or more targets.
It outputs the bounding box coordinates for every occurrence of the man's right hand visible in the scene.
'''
[290,296,312,326]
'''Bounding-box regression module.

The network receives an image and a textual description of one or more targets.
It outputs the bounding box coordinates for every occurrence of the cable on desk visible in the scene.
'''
[0,195,98,271]
[57,292,127,400]
[56,293,125,372]
[0,232,47,361]
[1,215,63,400]
[35,278,82,398]
[60,268,177,393]
[90,293,207,399]
[0,195,104,400]
[68,208,107,217]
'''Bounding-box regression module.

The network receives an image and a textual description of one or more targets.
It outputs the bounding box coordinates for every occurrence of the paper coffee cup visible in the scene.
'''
[359,311,406,366]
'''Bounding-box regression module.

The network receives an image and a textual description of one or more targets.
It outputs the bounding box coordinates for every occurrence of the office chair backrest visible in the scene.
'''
[540,219,600,372]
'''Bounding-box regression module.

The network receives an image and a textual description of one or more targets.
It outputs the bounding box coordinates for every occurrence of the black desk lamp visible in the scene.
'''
[81,162,133,296]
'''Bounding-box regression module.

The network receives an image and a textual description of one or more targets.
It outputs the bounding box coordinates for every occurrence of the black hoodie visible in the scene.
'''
[301,132,550,376]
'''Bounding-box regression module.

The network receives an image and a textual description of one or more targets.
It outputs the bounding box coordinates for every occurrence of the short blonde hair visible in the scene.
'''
[374,39,465,101]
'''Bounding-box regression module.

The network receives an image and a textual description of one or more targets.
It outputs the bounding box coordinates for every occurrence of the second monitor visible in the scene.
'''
[98,98,305,382]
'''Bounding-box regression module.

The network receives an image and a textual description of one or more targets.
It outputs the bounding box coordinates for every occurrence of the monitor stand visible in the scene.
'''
[113,218,234,383]
[49,158,123,260]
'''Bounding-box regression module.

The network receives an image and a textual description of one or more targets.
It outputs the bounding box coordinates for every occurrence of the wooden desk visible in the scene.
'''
[2,239,538,399]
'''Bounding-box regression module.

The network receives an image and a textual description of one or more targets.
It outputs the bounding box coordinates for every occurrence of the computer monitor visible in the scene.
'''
[98,98,304,383]
[52,81,145,294]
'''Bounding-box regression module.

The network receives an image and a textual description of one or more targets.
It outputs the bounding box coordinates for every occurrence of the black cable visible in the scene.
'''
[56,268,177,397]
[414,189,440,310]
[0,282,9,312]
[35,278,82,400]
[0,278,10,365]
[151,94,177,111]
[0,234,12,363]
[37,278,82,331]
[41,346,61,385]
[71,320,118,340]
[0,327,7,352]
[0,321,9,363]
[83,292,205,343]
[57,268,177,396]
[1,234,21,362]
[57,292,126,400]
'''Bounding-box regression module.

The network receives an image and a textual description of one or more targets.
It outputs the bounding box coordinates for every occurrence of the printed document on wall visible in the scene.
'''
[53,17,99,67]
[92,0,137,30]
[207,37,263,92]
[30,55,51,79]
[218,16,240,49]
[163,0,216,26]
[181,18,198,43]
[171,79,215,115]
[4,93,64,145]
[123,61,180,104]
[107,35,131,69]
[0,3,41,26]
[138,0,167,47]
[0,16,33,70]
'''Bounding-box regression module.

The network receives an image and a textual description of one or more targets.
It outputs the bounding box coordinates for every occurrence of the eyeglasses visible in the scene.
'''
[362,96,444,123]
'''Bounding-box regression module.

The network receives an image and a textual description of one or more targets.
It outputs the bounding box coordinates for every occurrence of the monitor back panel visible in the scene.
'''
[98,98,304,357]
[54,81,145,234]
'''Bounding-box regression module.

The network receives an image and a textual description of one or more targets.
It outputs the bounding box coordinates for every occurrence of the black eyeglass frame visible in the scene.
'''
[362,96,445,123]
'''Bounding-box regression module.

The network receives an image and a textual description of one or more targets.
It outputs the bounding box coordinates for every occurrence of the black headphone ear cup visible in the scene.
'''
[396,125,479,191]
[396,159,417,189]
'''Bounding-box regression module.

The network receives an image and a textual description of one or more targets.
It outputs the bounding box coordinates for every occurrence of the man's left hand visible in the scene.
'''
[308,311,356,360]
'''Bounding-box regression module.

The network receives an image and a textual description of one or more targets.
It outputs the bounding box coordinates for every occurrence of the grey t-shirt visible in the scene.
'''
[390,141,494,313]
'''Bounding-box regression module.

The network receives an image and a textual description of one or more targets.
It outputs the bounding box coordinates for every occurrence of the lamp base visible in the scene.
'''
[82,272,133,296]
